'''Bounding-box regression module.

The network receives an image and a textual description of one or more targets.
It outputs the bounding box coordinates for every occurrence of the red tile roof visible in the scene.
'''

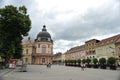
[97,34,120,45]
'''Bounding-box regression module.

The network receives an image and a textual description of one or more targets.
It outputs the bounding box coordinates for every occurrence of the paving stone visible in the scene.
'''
[1,65,120,80]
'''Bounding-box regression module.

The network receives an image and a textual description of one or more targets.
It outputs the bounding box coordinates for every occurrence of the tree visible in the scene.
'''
[93,58,98,64]
[99,58,107,69]
[82,59,86,64]
[86,58,91,64]
[0,5,31,66]
[107,57,116,65]
[99,58,106,65]
[93,58,99,68]
[107,57,117,70]
[86,58,91,68]
[77,59,81,66]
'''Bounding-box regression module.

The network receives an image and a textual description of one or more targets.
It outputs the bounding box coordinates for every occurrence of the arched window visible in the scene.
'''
[42,45,46,53]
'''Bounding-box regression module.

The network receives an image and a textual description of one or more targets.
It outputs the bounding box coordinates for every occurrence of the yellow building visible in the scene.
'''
[85,39,100,59]
[61,54,65,62]
[22,40,34,64]
[65,51,71,60]
[53,52,62,64]
[95,34,120,59]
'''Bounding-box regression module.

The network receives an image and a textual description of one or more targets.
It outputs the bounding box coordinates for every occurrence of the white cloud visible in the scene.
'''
[0,0,120,53]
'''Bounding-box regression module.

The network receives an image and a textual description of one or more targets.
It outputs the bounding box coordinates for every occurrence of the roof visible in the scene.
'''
[54,52,62,56]
[97,34,120,45]
[36,25,53,42]
[85,39,100,43]
[22,40,34,45]
[68,45,85,52]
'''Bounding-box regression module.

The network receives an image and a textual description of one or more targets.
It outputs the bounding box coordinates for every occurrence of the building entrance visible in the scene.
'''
[42,58,45,64]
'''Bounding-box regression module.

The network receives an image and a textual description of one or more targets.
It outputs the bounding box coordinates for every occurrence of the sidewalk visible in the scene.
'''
[0,69,13,77]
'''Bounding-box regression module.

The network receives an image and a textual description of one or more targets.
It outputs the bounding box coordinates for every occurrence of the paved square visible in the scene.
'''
[1,65,120,80]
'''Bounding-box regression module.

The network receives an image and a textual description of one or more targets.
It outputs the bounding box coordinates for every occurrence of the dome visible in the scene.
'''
[37,31,51,39]
[36,25,53,42]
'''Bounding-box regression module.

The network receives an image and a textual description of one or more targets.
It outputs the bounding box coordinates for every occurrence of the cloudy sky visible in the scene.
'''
[0,0,120,53]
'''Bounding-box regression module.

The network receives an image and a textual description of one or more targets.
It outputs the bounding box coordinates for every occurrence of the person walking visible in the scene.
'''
[81,63,85,71]
[46,63,51,68]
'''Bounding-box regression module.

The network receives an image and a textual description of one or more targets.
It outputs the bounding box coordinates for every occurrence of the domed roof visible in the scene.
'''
[36,25,53,42]
[37,31,51,38]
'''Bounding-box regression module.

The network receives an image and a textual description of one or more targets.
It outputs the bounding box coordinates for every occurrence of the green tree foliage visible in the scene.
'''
[86,58,91,64]
[93,58,98,64]
[99,58,106,65]
[77,59,81,63]
[107,57,116,65]
[0,5,31,64]
[82,59,86,64]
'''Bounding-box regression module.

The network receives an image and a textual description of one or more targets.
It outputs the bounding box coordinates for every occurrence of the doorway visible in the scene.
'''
[42,58,45,64]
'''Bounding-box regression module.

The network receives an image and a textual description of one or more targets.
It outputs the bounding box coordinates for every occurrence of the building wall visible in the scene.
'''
[22,41,33,64]
[95,43,116,59]
[115,42,120,58]
[85,39,100,59]
[65,45,86,60]
[35,42,52,54]
[61,54,65,62]
[71,50,86,60]
[33,41,53,65]
[65,52,71,60]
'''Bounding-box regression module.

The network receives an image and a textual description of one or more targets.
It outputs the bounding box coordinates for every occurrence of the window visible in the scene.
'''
[42,58,45,63]
[25,58,28,63]
[26,49,28,54]
[42,45,46,53]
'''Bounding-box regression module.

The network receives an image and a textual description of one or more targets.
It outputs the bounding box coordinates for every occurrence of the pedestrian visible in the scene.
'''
[48,63,51,68]
[46,63,51,68]
[81,63,85,71]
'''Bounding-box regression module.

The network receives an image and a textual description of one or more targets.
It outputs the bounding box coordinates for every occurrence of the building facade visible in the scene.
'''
[65,45,86,60]
[85,39,100,59]
[32,25,53,65]
[52,52,62,64]
[22,25,53,65]
[95,34,120,59]
[22,40,34,64]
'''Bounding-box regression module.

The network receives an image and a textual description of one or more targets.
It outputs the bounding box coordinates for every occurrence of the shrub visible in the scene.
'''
[93,58,98,64]
[99,58,106,65]
[82,59,86,64]
[86,58,91,64]
[107,57,116,70]
[107,57,116,65]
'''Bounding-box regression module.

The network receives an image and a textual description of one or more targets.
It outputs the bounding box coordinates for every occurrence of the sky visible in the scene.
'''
[0,0,120,54]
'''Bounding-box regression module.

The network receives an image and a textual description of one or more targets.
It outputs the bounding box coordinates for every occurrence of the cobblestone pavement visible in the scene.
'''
[1,65,120,80]
[0,68,14,80]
